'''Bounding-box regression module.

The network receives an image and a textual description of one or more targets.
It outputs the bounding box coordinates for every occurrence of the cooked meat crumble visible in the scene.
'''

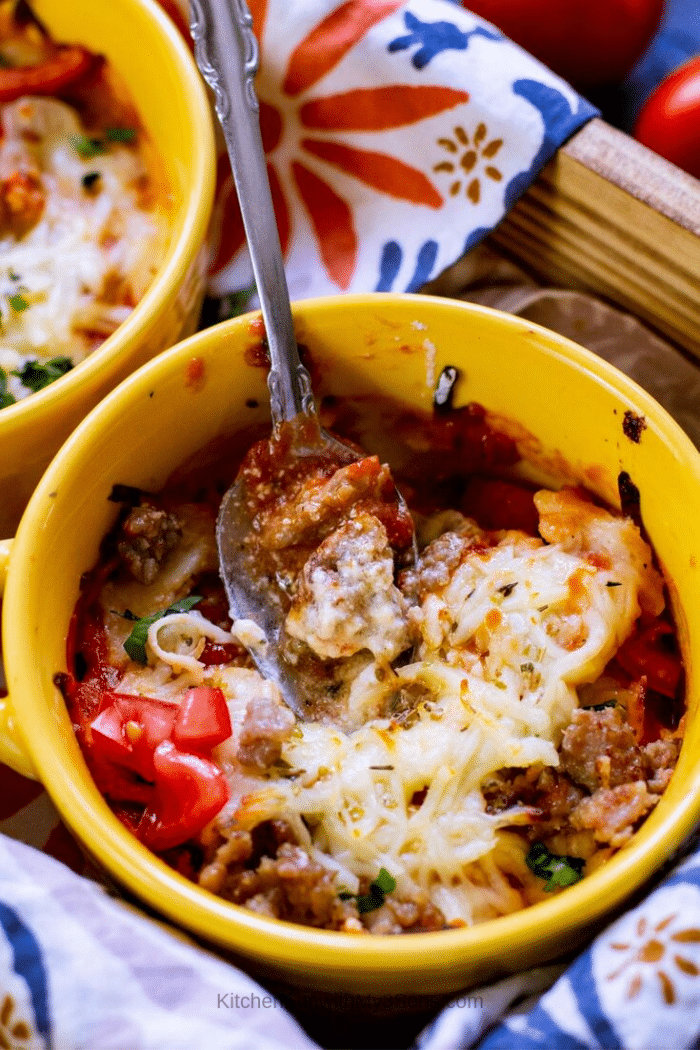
[116,503,181,584]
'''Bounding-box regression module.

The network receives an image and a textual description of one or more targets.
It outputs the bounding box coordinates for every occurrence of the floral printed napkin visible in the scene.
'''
[206,0,597,303]
[417,837,700,1050]
[0,834,316,1050]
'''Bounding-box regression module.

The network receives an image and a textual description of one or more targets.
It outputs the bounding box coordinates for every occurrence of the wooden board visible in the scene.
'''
[491,118,700,359]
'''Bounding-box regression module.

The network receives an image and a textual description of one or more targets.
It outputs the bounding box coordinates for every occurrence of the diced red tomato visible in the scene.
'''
[111,803,146,836]
[90,692,178,779]
[86,687,231,848]
[171,687,232,752]
[199,640,246,665]
[136,742,229,851]
[88,753,155,807]
[615,621,682,699]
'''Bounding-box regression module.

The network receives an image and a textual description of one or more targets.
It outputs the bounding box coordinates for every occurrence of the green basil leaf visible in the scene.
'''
[341,867,396,913]
[372,867,397,895]
[7,292,28,312]
[123,595,203,664]
[356,888,386,913]
[70,134,106,159]
[0,370,16,409]
[105,127,137,143]
[526,842,584,892]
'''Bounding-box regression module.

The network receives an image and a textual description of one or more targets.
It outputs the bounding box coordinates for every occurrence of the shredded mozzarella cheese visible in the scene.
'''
[0,96,168,401]
[101,489,663,927]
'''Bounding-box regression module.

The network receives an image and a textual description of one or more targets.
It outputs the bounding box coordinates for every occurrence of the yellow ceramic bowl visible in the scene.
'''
[0,0,216,536]
[2,293,700,1000]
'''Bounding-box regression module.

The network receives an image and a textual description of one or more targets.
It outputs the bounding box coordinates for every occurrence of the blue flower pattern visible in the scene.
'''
[388,11,502,70]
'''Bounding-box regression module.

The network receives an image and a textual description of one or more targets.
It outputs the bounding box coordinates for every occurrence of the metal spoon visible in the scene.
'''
[190,0,415,716]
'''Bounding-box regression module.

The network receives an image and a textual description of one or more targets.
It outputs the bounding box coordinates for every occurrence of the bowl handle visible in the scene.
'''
[0,539,39,781]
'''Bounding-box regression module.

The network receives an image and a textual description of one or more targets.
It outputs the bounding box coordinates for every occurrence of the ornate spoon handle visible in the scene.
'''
[189,0,314,425]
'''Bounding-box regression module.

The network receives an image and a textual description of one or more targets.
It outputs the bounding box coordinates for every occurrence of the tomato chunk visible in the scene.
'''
[199,640,245,665]
[89,692,178,779]
[136,742,229,851]
[88,754,155,807]
[171,686,232,752]
[0,46,95,103]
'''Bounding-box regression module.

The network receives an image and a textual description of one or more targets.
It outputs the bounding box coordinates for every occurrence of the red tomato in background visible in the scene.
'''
[633,56,700,180]
[462,0,664,90]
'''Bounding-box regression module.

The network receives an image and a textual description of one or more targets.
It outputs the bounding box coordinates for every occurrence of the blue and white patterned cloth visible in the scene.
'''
[208,0,598,302]
[2,830,700,1049]
[416,834,700,1050]
[0,836,317,1050]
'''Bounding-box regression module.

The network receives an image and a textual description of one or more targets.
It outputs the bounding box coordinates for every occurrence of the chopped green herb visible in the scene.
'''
[13,357,73,393]
[589,699,619,711]
[8,292,28,312]
[217,285,256,321]
[105,127,137,143]
[520,662,535,674]
[82,171,101,191]
[0,370,16,409]
[498,582,518,597]
[123,595,203,664]
[7,269,20,282]
[606,581,622,588]
[71,134,106,159]
[526,842,585,891]
[338,867,397,913]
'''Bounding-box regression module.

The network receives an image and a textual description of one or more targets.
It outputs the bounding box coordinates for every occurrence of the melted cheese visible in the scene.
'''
[228,508,647,923]
[103,491,662,926]
[0,96,169,401]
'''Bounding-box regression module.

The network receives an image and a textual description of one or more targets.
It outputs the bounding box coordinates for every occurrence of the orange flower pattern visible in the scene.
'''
[206,0,594,298]
[0,995,32,1050]
[582,882,700,1050]
[433,122,504,204]
[606,912,700,1005]
[211,0,468,290]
